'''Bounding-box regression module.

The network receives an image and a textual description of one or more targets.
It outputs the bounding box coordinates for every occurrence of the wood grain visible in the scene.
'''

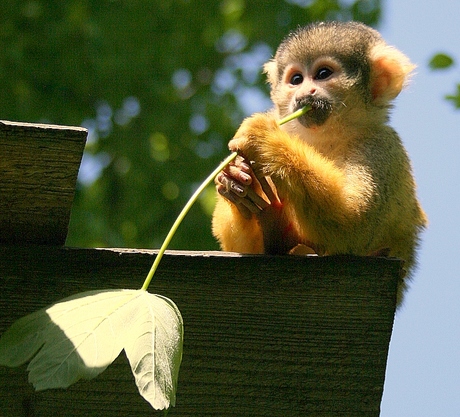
[0,121,87,245]
[0,247,401,416]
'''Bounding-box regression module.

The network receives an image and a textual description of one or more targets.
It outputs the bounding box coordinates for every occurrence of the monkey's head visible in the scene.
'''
[264,21,415,129]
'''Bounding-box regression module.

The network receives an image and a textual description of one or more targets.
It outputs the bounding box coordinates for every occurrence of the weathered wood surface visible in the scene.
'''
[0,246,401,416]
[0,121,87,245]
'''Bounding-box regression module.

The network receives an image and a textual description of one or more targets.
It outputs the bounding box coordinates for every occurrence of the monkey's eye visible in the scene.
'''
[290,73,304,85]
[314,67,333,80]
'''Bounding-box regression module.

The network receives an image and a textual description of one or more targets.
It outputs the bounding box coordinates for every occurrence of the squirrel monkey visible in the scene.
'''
[212,21,427,305]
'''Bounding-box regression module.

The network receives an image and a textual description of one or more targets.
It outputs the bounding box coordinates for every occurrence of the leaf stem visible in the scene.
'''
[140,106,310,291]
[278,105,311,125]
[141,152,238,291]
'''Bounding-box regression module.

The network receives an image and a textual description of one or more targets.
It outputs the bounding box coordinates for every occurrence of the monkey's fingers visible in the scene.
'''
[217,186,253,219]
[222,155,253,186]
[250,161,279,205]
[245,186,270,210]
[216,173,264,219]
[216,171,269,209]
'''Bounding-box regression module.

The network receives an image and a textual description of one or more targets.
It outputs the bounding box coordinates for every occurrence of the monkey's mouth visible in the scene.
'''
[294,97,332,128]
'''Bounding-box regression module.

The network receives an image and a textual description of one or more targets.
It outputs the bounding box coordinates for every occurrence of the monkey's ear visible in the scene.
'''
[263,59,279,87]
[370,44,416,105]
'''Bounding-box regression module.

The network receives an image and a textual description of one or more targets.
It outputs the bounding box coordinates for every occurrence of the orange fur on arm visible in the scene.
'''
[230,113,372,226]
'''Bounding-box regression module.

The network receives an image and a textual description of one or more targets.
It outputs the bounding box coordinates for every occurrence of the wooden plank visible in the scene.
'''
[0,247,401,416]
[0,121,87,245]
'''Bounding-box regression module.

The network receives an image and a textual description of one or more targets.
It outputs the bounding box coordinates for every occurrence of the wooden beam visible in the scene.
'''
[0,246,401,416]
[0,121,87,245]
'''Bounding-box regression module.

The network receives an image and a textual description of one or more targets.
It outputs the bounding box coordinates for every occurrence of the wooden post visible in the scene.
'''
[0,121,401,416]
[0,120,87,245]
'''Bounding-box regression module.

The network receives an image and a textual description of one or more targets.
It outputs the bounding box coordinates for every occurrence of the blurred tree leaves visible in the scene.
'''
[0,0,381,250]
[429,53,454,70]
[429,52,460,109]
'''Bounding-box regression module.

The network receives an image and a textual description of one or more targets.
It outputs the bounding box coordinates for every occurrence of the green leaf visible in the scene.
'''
[123,293,183,409]
[446,83,460,108]
[0,289,183,410]
[429,53,455,70]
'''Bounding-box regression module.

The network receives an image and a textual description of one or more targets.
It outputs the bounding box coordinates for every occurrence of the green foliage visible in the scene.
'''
[429,53,455,70]
[445,84,460,108]
[429,52,460,108]
[0,0,381,250]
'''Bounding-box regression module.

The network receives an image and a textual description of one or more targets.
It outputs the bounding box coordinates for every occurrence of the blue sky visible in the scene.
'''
[378,1,460,415]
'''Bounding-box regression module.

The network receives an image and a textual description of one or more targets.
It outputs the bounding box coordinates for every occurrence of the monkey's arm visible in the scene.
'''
[229,113,374,249]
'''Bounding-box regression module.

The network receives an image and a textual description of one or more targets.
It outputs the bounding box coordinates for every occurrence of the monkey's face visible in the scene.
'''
[269,55,365,130]
[279,58,340,128]
[263,22,384,131]
[265,22,413,136]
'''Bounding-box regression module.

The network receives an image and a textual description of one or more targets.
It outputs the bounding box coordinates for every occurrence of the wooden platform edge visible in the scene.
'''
[0,246,401,417]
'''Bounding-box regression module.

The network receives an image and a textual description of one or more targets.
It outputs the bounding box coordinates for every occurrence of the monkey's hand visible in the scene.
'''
[215,154,277,219]
[216,113,283,220]
[228,113,279,164]
[225,112,283,211]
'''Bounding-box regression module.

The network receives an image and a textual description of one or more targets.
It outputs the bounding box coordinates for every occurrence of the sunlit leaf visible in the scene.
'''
[124,294,183,409]
[0,289,183,410]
